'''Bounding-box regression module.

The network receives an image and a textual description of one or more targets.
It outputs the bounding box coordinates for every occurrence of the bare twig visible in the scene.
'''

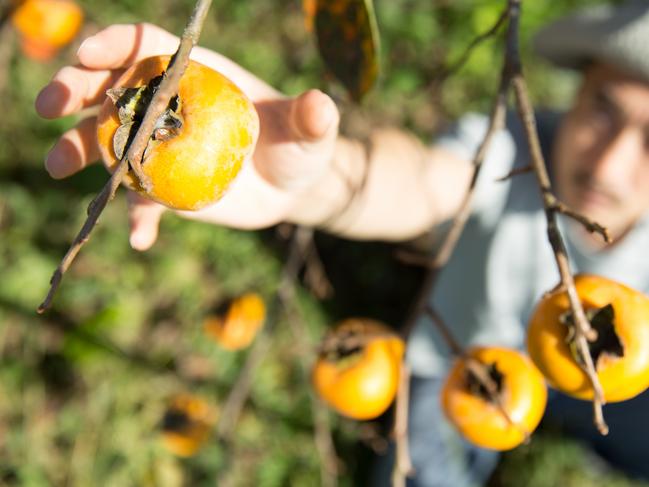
[216,227,313,439]
[552,201,610,243]
[401,72,510,339]
[38,0,213,313]
[495,164,532,182]
[422,306,464,357]
[435,8,509,84]
[424,307,530,443]
[505,0,608,435]
[277,227,340,487]
[391,364,414,487]
[215,325,273,441]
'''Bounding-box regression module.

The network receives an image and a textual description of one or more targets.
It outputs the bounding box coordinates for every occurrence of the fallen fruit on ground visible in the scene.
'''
[11,0,84,61]
[441,346,547,451]
[527,274,649,402]
[160,394,216,457]
[203,292,266,351]
[311,318,404,420]
[96,55,259,211]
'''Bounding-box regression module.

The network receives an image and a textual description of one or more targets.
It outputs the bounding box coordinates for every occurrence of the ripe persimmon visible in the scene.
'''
[160,394,216,457]
[311,318,404,420]
[96,55,259,211]
[11,0,83,61]
[203,293,266,351]
[527,274,649,402]
[441,346,547,451]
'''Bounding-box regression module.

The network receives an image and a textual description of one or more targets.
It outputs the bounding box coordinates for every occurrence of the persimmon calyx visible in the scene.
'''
[560,304,625,369]
[464,359,504,403]
[106,73,184,170]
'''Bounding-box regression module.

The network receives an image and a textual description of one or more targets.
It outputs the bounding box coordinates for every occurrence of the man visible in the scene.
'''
[36,1,649,485]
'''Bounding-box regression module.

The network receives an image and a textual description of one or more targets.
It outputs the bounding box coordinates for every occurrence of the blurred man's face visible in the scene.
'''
[553,63,649,244]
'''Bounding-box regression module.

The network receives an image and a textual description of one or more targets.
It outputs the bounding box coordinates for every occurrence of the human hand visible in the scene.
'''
[35,23,340,250]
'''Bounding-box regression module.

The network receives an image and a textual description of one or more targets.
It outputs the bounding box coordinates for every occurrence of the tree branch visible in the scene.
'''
[38,0,213,313]
[505,0,607,435]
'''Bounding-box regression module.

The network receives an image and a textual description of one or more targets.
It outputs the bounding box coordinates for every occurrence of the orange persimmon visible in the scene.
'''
[312,318,404,420]
[11,0,83,61]
[160,394,216,457]
[441,346,547,451]
[96,55,259,211]
[527,274,649,402]
[203,293,266,351]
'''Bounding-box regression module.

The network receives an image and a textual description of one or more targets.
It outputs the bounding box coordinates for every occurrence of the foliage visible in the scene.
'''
[0,0,644,485]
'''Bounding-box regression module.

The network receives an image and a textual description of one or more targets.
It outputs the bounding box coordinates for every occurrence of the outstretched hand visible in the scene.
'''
[35,23,340,250]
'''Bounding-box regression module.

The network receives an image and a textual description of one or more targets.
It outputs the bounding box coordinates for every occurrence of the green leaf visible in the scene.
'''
[313,0,380,101]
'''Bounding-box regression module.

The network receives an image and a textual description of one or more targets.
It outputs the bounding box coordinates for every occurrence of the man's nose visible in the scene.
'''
[590,127,642,187]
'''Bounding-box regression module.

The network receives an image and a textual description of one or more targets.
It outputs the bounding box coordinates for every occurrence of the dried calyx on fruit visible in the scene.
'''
[527,274,649,402]
[97,55,259,211]
[441,347,548,451]
[311,318,405,420]
[106,74,184,161]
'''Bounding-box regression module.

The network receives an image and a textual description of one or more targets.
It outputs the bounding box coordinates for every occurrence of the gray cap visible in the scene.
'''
[534,1,649,82]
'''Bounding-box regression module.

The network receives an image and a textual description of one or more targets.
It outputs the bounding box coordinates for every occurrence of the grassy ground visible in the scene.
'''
[2,0,646,485]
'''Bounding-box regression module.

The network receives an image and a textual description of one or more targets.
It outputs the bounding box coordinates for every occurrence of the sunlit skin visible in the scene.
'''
[35,26,649,256]
[553,63,649,246]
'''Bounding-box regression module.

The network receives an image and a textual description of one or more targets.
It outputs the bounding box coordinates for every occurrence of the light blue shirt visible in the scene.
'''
[407,112,649,377]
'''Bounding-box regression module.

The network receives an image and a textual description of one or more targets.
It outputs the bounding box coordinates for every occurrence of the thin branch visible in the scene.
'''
[435,8,509,83]
[38,0,213,313]
[391,364,414,487]
[423,306,464,357]
[215,323,273,441]
[38,159,129,313]
[401,72,509,339]
[552,201,610,243]
[424,306,530,443]
[216,227,313,440]
[505,0,608,434]
[495,164,532,182]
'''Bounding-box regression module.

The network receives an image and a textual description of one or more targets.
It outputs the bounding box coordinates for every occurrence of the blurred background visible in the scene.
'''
[2,0,648,486]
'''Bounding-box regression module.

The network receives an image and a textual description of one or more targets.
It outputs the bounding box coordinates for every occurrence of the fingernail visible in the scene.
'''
[45,144,73,179]
[35,86,57,118]
[129,230,151,251]
[76,36,99,59]
[45,140,79,179]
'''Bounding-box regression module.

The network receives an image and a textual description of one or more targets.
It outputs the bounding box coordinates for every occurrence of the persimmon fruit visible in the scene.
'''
[160,394,216,457]
[527,274,649,402]
[311,318,405,420]
[96,55,259,211]
[441,346,547,451]
[11,0,84,61]
[203,292,266,351]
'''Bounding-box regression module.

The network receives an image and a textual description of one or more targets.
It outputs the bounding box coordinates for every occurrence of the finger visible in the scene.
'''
[290,89,339,143]
[35,66,122,119]
[127,191,166,251]
[77,23,179,70]
[254,89,339,191]
[45,117,100,179]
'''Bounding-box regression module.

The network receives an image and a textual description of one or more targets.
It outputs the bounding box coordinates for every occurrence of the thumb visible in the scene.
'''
[254,89,339,191]
[289,89,339,144]
[127,191,166,251]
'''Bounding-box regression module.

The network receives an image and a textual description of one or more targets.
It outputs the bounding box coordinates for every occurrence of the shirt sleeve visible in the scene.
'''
[434,112,519,222]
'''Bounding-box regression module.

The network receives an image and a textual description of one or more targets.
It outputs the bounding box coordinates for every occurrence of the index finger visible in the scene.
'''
[77,23,179,70]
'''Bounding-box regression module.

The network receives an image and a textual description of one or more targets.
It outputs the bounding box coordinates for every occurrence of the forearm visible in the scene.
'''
[287,128,471,241]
